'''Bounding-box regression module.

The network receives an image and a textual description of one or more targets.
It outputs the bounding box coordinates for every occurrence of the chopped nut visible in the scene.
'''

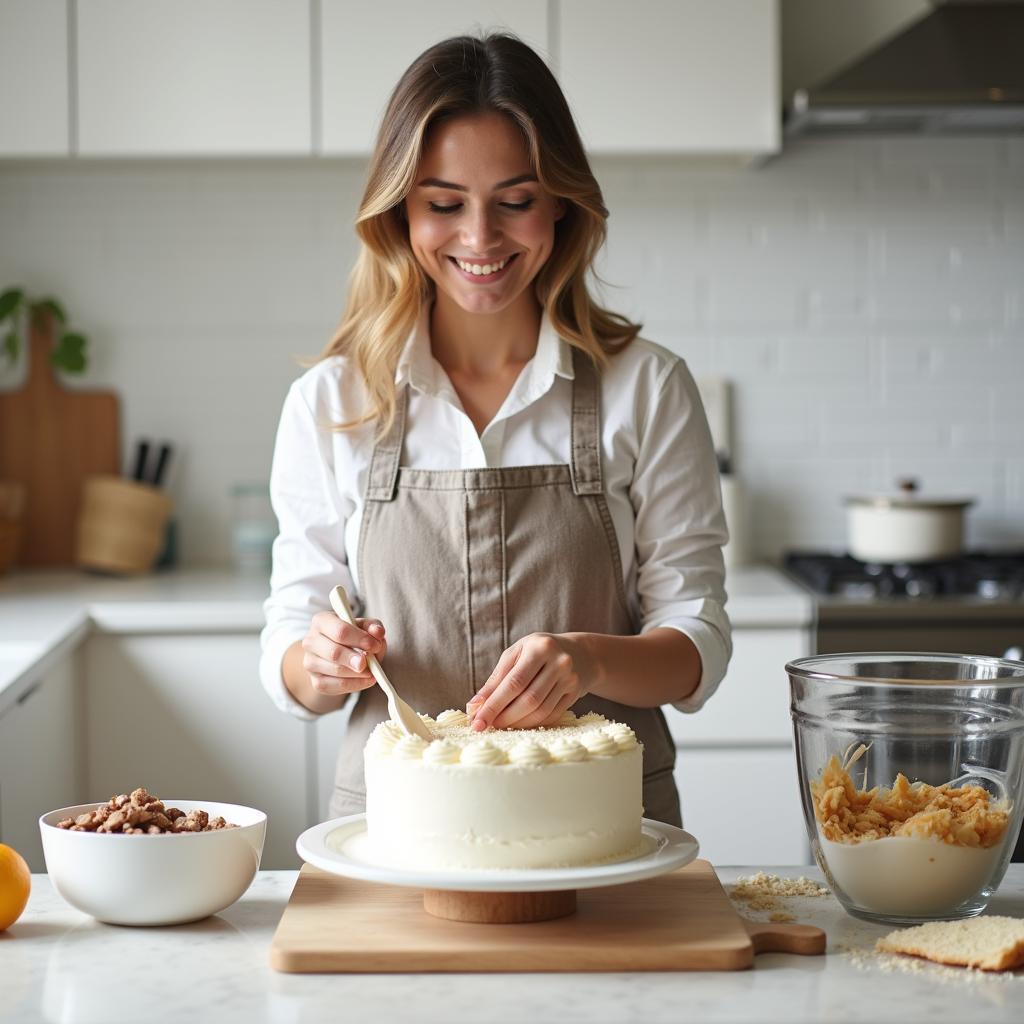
[56,790,237,834]
[101,809,128,832]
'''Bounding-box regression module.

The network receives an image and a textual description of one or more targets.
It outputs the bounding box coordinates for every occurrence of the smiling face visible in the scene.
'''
[405,111,563,318]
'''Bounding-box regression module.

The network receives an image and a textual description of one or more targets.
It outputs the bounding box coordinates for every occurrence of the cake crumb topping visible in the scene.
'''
[811,744,1010,847]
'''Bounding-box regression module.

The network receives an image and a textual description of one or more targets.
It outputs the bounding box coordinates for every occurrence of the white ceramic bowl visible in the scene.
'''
[39,799,267,926]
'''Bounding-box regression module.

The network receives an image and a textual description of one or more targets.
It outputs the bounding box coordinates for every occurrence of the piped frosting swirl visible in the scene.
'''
[460,740,507,766]
[580,729,619,758]
[423,739,461,766]
[435,709,470,728]
[392,735,429,760]
[368,720,402,754]
[603,723,639,751]
[508,740,552,767]
[548,738,588,763]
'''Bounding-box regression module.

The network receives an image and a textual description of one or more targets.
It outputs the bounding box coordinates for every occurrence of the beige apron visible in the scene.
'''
[329,348,682,826]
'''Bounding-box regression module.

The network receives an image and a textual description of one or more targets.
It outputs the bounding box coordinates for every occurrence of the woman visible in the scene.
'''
[259,33,730,826]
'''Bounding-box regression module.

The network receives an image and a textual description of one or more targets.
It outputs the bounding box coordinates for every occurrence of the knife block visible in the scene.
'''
[75,474,172,575]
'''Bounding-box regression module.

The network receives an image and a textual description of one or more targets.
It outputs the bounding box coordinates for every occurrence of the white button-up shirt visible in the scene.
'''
[260,308,731,720]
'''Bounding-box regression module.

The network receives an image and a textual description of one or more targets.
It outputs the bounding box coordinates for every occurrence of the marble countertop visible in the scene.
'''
[0,568,270,713]
[0,565,812,712]
[2,866,1021,1024]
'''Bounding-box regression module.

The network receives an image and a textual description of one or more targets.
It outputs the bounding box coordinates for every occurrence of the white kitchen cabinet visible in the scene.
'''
[667,625,810,747]
[76,0,311,156]
[4,0,783,160]
[0,658,83,872]
[313,699,353,821]
[674,746,810,865]
[558,0,780,155]
[665,621,811,865]
[0,0,68,155]
[318,0,550,155]
[82,633,308,869]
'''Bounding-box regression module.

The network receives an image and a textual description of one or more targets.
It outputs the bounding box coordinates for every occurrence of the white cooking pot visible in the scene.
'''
[844,478,973,564]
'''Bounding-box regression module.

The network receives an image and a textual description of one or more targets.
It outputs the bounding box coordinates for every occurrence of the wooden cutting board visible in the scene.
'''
[269,860,826,973]
[0,316,120,566]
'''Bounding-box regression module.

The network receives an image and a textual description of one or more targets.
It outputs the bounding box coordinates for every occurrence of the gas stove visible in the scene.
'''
[784,551,1024,601]
[782,549,1024,659]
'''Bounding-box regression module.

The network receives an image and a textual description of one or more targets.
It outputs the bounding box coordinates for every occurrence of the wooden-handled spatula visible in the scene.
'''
[329,585,434,742]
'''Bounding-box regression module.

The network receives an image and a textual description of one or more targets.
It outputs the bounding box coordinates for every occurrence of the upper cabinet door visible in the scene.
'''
[558,0,780,156]
[318,1,549,156]
[77,0,312,156]
[0,0,68,156]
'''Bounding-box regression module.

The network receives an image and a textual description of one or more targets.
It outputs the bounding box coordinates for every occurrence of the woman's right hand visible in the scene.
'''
[301,612,387,696]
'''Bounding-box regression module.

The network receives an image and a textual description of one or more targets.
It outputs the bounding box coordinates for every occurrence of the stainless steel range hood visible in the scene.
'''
[786,2,1024,135]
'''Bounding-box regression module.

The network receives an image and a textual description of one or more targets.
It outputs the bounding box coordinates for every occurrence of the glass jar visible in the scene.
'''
[788,652,1024,925]
[229,482,276,573]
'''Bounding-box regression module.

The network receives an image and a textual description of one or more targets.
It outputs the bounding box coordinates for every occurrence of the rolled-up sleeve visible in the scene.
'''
[259,377,356,722]
[630,358,732,713]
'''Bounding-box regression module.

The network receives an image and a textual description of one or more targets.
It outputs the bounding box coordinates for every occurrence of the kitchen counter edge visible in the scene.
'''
[0,564,811,713]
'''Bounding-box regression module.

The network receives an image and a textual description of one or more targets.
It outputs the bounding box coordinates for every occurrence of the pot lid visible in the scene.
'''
[844,477,975,510]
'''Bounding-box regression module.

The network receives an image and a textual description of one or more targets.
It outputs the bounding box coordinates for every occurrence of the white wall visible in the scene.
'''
[1,136,1022,564]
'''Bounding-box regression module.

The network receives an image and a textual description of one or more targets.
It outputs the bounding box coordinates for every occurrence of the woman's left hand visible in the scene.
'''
[467,633,591,731]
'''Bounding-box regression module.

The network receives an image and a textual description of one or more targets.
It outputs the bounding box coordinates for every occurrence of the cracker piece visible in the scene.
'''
[876,916,1024,972]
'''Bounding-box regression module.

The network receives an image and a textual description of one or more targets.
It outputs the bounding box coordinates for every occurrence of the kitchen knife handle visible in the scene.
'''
[151,443,172,487]
[132,440,150,482]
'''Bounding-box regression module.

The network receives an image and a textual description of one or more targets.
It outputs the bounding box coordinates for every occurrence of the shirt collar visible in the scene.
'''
[394,305,576,397]
[394,304,444,394]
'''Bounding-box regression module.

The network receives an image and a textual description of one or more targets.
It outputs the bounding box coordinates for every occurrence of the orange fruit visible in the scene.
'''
[0,843,31,930]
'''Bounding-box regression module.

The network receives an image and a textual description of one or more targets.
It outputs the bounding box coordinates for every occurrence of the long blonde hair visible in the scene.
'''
[324,32,640,434]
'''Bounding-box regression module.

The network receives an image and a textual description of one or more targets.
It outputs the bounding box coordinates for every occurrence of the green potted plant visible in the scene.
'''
[0,287,90,374]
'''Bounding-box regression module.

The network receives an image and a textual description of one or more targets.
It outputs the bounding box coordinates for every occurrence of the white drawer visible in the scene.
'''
[673,746,811,866]
[667,627,810,745]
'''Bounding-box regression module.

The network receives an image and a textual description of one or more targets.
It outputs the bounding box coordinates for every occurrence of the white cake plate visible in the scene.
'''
[296,814,699,922]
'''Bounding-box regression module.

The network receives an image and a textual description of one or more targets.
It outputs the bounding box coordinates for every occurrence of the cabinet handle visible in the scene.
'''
[16,681,41,705]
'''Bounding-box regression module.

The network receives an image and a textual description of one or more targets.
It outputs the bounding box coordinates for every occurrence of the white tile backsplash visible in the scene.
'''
[1,136,1021,564]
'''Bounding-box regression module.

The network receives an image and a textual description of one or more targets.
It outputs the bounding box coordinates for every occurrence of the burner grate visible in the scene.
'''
[784,551,1024,599]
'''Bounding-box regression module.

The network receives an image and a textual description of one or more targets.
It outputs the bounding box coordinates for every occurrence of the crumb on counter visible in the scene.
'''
[728,871,831,913]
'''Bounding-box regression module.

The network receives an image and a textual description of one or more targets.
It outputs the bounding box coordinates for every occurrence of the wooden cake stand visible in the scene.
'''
[421,886,577,923]
[295,813,701,924]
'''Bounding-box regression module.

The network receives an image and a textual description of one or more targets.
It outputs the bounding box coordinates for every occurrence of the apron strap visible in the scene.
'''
[365,348,603,500]
[364,385,408,501]
[569,348,603,496]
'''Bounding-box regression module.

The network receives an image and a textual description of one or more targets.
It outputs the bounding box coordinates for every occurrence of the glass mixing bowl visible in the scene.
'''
[788,652,1024,925]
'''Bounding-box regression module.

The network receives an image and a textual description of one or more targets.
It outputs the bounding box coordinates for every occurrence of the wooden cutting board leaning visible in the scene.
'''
[0,315,119,566]
[269,859,826,973]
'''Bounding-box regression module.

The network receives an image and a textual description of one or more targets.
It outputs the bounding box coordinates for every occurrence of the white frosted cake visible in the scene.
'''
[363,709,644,870]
